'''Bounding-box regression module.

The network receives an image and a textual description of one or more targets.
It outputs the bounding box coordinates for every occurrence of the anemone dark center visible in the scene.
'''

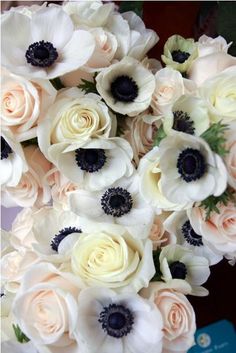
[177,148,206,182]
[173,111,195,135]
[1,137,13,160]
[25,40,58,67]
[75,148,106,173]
[111,75,138,102]
[171,50,190,63]
[182,220,203,246]
[169,261,187,279]
[101,187,133,218]
[98,304,134,338]
[51,226,81,252]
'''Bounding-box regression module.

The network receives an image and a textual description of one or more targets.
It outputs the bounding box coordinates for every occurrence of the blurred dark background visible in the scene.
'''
[1,0,236,329]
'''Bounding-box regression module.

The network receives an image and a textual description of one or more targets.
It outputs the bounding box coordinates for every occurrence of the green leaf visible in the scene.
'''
[50,77,65,90]
[78,73,98,95]
[200,121,229,156]
[119,1,144,18]
[13,324,30,343]
[217,2,236,56]
[200,189,236,220]
[21,137,38,147]
[153,125,167,147]
[151,249,163,282]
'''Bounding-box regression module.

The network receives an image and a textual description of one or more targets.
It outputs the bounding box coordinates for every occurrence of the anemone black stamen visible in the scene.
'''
[51,226,81,252]
[98,303,134,338]
[177,148,206,182]
[173,111,195,135]
[182,220,203,246]
[111,75,138,102]
[171,50,190,63]
[75,148,106,173]
[169,261,187,279]
[25,40,58,67]
[1,137,13,160]
[101,187,133,218]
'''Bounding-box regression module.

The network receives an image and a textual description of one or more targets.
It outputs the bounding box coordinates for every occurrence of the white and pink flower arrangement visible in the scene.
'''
[1,1,236,353]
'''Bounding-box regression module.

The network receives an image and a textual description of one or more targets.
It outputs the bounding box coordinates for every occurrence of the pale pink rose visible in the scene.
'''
[188,52,236,86]
[13,263,81,351]
[1,248,39,293]
[1,72,57,142]
[46,167,79,210]
[224,122,236,189]
[2,146,51,208]
[189,203,236,256]
[61,68,94,87]
[142,283,196,353]
[11,208,37,250]
[122,111,157,166]
[149,213,176,250]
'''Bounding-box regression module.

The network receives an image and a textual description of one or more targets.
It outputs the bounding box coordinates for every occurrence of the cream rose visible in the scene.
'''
[1,71,57,142]
[71,222,155,293]
[10,208,37,250]
[224,122,236,189]
[199,66,236,123]
[122,111,156,166]
[2,146,51,208]
[12,263,81,350]
[142,282,196,353]
[189,203,236,256]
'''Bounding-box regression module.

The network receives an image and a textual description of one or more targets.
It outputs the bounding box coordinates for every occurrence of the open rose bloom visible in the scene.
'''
[1,2,236,353]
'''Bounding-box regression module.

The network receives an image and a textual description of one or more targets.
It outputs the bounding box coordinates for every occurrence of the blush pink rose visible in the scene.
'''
[149,213,176,250]
[2,146,52,208]
[224,122,236,189]
[189,203,236,256]
[1,71,57,141]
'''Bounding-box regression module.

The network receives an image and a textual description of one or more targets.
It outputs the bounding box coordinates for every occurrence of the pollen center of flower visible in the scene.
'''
[25,40,58,67]
[98,304,134,338]
[51,226,81,252]
[177,148,206,182]
[75,148,106,173]
[111,75,138,102]
[169,261,187,279]
[173,111,195,135]
[182,220,203,246]
[101,187,133,217]
[1,137,13,160]
[171,50,190,63]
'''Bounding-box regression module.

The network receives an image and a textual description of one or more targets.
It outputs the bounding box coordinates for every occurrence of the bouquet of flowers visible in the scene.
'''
[1,1,236,353]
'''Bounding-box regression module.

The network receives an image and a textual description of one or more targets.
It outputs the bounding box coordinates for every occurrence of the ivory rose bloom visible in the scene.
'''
[1,71,56,142]
[189,203,236,257]
[224,122,236,189]
[12,263,81,351]
[2,146,51,208]
[10,208,37,250]
[142,282,196,353]
[71,222,155,293]
[199,66,236,123]
[38,87,116,149]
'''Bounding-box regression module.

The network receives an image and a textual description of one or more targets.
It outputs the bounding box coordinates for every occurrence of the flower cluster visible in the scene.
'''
[1,2,236,353]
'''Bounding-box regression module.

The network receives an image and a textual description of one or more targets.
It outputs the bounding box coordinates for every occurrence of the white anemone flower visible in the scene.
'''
[164,211,222,265]
[160,244,210,296]
[76,287,163,353]
[69,174,154,239]
[39,136,134,190]
[96,56,156,116]
[163,95,210,136]
[1,129,28,188]
[1,6,95,79]
[30,206,83,263]
[159,132,227,203]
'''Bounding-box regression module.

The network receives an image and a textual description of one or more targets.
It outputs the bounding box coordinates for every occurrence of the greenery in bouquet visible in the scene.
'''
[1,1,236,353]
